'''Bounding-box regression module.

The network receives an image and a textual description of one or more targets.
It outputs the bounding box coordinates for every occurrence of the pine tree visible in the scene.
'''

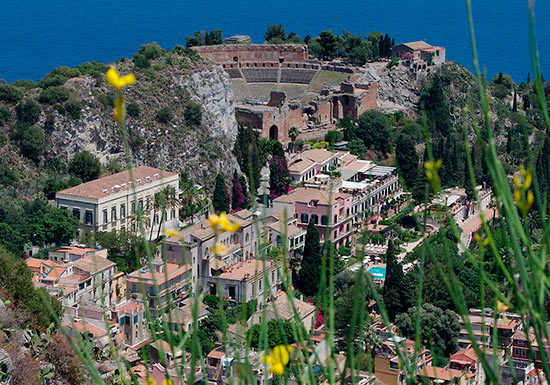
[269,155,291,200]
[296,220,322,297]
[231,171,246,212]
[212,173,229,214]
[383,240,404,320]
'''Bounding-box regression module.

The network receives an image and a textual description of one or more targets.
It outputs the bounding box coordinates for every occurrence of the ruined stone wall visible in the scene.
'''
[192,44,309,64]
[356,82,378,115]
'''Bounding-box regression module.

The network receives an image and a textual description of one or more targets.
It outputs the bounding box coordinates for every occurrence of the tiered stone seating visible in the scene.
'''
[241,68,279,83]
[226,69,242,78]
[280,69,318,84]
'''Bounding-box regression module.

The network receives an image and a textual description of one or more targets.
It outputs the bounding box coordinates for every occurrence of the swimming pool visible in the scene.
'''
[368,266,386,279]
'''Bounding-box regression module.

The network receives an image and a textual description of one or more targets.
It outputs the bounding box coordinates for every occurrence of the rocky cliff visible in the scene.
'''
[0,46,240,190]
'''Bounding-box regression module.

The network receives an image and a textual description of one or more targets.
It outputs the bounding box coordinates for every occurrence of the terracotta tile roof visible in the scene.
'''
[268,221,306,238]
[342,160,374,172]
[288,157,315,173]
[53,246,99,256]
[338,153,358,165]
[64,320,108,338]
[126,263,191,286]
[450,347,479,363]
[218,259,275,281]
[299,149,337,164]
[117,300,144,315]
[418,366,465,381]
[57,166,178,199]
[73,255,116,274]
[264,294,315,320]
[232,209,254,220]
[400,41,433,51]
[273,187,349,206]
[190,214,250,241]
[26,257,44,272]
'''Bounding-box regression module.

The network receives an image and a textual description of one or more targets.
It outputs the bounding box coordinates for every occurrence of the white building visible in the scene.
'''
[56,166,180,240]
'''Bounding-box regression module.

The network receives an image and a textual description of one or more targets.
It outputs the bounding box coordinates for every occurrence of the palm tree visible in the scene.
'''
[288,126,299,152]
[361,318,382,371]
[154,185,180,240]
[181,182,200,224]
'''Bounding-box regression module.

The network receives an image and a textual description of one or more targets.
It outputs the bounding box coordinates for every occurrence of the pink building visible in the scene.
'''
[273,187,353,247]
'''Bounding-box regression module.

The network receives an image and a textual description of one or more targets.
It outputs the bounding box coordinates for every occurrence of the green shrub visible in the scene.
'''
[65,100,82,119]
[54,103,66,115]
[11,79,36,89]
[77,61,108,77]
[45,112,55,126]
[184,101,202,126]
[97,94,115,108]
[20,125,46,163]
[16,99,41,125]
[132,53,150,69]
[38,66,80,88]
[69,151,101,182]
[127,103,140,117]
[139,42,163,59]
[38,86,70,104]
[156,107,172,123]
[173,45,200,60]
[0,135,6,147]
[0,84,23,103]
[0,161,17,187]
[0,106,11,125]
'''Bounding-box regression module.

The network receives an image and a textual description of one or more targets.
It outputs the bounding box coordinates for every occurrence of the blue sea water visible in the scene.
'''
[1,0,548,83]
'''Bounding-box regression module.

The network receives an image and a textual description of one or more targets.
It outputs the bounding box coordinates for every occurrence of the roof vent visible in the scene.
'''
[102,189,109,194]
[140,268,147,274]
[153,173,160,179]
[121,183,127,189]
[136,178,142,185]
[145,176,151,182]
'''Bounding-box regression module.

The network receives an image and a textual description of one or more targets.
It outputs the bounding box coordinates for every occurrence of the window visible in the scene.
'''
[301,213,309,223]
[120,204,126,218]
[131,224,136,232]
[228,286,236,298]
[103,209,108,224]
[85,210,93,225]
[134,315,138,324]
[334,230,337,238]
[72,208,81,220]
[521,349,527,357]
[138,199,143,211]
[131,201,136,214]
[514,348,519,357]
[246,233,249,242]
[111,207,117,221]
[60,205,67,210]
[154,214,159,225]
[321,215,328,225]
[334,214,338,223]
[120,317,125,325]
[146,196,150,210]
[311,214,318,224]
[258,279,262,290]
[171,209,176,220]
[346,208,350,216]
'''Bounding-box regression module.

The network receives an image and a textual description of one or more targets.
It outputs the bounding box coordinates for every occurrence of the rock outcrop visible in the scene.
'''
[44,61,239,183]
[359,62,422,114]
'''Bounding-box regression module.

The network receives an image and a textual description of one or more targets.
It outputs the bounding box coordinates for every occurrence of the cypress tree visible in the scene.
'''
[512,90,518,112]
[382,240,404,320]
[395,134,419,191]
[231,170,246,211]
[297,220,322,297]
[239,175,250,208]
[527,72,531,84]
[269,155,291,200]
[212,173,229,213]
[536,135,550,202]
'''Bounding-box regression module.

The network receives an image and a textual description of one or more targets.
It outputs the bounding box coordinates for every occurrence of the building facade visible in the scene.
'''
[56,166,180,240]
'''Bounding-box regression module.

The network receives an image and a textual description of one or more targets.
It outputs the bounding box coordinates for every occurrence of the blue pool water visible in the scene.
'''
[368,266,387,280]
[1,0,549,82]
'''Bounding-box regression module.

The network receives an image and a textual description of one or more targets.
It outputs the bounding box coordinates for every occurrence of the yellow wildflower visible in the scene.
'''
[162,379,173,385]
[209,212,241,233]
[263,345,293,375]
[424,159,442,185]
[497,301,510,323]
[145,378,156,385]
[513,166,534,213]
[106,67,136,91]
[163,227,181,238]
[210,242,227,255]
[113,97,124,122]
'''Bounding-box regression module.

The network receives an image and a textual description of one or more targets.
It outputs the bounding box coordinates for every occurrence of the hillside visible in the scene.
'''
[0,43,239,195]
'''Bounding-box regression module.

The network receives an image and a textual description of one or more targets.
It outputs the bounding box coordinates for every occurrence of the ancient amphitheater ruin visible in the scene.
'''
[192,44,378,144]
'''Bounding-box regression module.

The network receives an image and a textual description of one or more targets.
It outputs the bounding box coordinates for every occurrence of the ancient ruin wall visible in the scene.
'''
[192,44,309,64]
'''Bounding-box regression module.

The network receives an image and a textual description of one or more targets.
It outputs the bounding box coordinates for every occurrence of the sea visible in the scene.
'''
[1,0,548,83]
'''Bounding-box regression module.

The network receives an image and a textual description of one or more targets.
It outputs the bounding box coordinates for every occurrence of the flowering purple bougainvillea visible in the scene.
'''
[231,172,246,212]
[269,155,291,200]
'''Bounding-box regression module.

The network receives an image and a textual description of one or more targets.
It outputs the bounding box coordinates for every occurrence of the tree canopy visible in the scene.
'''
[69,151,102,182]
